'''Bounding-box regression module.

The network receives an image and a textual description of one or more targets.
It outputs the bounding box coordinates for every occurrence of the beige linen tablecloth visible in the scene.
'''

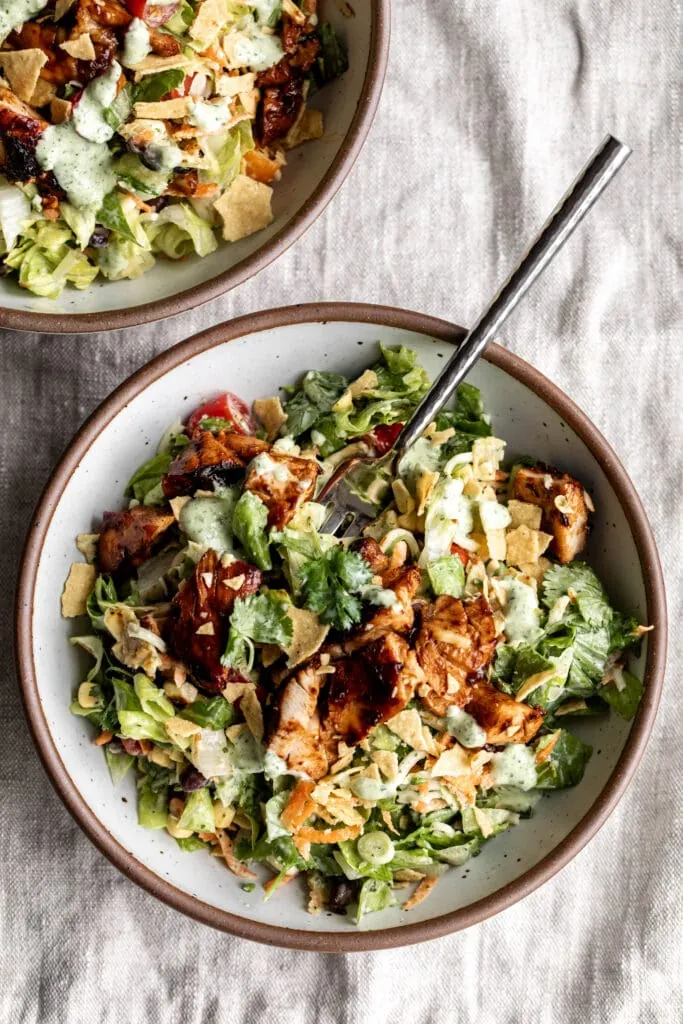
[1,2,680,1021]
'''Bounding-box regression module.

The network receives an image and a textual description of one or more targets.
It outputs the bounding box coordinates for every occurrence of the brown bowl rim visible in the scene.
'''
[15,302,667,952]
[0,8,390,336]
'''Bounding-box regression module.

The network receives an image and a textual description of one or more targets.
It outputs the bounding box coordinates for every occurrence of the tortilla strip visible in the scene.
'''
[0,50,48,103]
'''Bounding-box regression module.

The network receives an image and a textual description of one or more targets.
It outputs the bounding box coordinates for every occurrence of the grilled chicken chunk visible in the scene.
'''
[0,91,62,195]
[415,595,498,717]
[163,431,244,497]
[345,565,422,650]
[98,505,174,575]
[512,465,589,563]
[352,537,390,576]
[267,657,329,779]
[165,550,261,694]
[466,681,543,745]
[321,633,423,757]
[243,451,319,529]
[267,631,423,780]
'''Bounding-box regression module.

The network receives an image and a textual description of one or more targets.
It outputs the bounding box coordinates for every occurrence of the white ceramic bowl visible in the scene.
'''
[16,304,666,951]
[0,8,389,334]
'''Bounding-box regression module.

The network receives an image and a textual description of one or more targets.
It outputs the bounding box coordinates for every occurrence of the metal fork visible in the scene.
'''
[319,135,631,537]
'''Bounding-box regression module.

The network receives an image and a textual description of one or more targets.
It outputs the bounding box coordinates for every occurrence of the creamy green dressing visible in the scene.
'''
[361,584,399,608]
[250,453,291,483]
[180,494,237,554]
[0,0,47,43]
[36,124,116,209]
[228,23,284,72]
[502,577,543,646]
[73,62,121,144]
[189,99,232,133]
[446,706,487,748]
[122,18,152,68]
[421,477,474,564]
[489,744,538,791]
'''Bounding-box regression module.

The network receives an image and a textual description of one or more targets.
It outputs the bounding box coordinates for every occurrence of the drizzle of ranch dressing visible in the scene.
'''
[0,0,47,44]
[36,124,116,209]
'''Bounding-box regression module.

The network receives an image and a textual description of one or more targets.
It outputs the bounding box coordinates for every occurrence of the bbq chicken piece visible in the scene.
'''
[266,657,329,780]
[465,681,544,745]
[243,451,319,530]
[415,595,498,717]
[165,550,261,694]
[351,537,390,576]
[345,565,422,651]
[162,431,246,498]
[512,465,590,564]
[0,90,61,195]
[98,505,175,575]
[266,631,423,779]
[320,632,423,757]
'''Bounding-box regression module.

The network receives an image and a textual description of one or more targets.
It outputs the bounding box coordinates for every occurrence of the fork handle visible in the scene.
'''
[395,134,631,458]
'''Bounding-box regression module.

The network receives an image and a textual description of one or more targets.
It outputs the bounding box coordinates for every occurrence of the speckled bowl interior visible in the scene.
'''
[17,306,664,950]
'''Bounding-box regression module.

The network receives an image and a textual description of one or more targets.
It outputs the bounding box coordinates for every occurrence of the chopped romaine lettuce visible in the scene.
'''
[232,491,272,570]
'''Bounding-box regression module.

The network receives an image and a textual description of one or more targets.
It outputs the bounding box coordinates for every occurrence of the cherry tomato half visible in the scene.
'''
[364,421,403,456]
[450,543,470,566]
[187,392,257,435]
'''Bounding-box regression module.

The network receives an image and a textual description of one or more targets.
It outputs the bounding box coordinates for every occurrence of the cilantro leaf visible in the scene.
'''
[221,593,293,668]
[298,546,372,632]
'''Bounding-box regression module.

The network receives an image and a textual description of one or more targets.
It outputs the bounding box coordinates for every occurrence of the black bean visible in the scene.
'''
[328,878,359,914]
[88,225,110,248]
[180,766,208,792]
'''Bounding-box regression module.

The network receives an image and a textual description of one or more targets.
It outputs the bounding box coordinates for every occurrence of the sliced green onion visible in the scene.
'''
[357,831,395,865]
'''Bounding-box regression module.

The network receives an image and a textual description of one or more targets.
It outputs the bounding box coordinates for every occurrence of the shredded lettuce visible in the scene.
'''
[145,202,218,259]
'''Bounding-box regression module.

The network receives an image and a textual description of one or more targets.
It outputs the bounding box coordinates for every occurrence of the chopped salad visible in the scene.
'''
[62,343,650,924]
[0,1,346,298]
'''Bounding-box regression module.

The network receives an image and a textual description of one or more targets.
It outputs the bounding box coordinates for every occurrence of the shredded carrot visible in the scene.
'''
[403,876,438,911]
[296,824,361,845]
[198,831,217,843]
[216,830,257,880]
[535,731,561,764]
[94,731,113,746]
[280,779,316,831]
[244,149,281,184]
[381,810,398,834]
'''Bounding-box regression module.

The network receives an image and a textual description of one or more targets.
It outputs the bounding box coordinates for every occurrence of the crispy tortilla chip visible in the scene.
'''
[240,686,264,741]
[213,174,274,242]
[190,0,231,46]
[485,527,506,562]
[253,396,287,441]
[60,34,96,61]
[61,563,96,618]
[75,533,99,563]
[431,744,474,778]
[505,524,552,567]
[386,709,439,756]
[507,499,543,531]
[284,107,324,149]
[131,54,196,78]
[134,98,190,120]
[216,72,256,98]
[372,749,399,781]
[30,78,56,108]
[285,606,329,669]
[0,50,48,103]
[55,0,78,18]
